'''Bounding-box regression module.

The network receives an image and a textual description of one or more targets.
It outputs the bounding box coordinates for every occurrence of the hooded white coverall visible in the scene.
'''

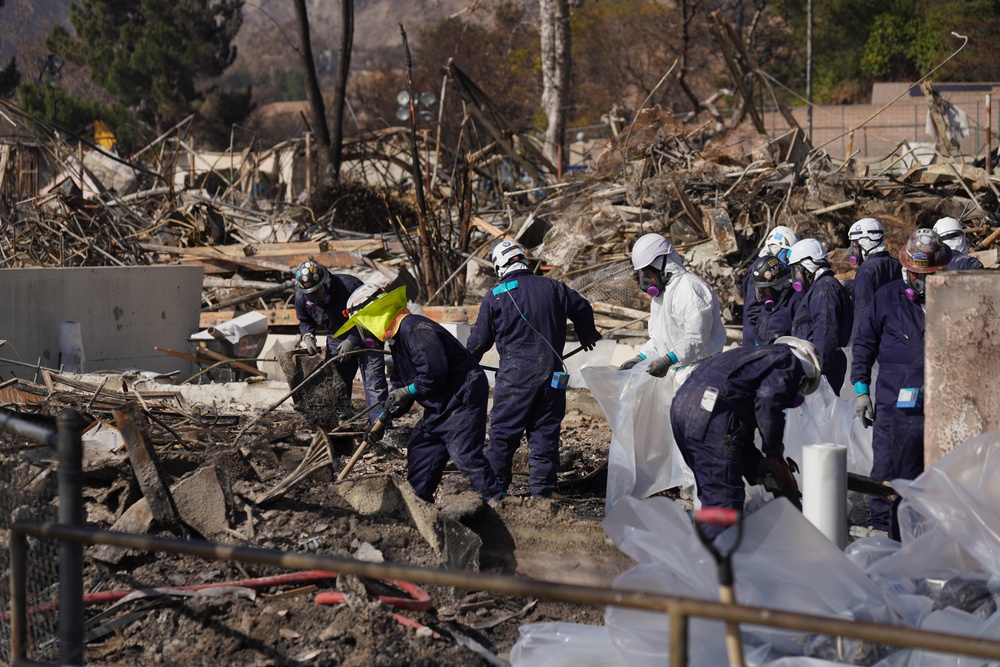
[638,262,726,383]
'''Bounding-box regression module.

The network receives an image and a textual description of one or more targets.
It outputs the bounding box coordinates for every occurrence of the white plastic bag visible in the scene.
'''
[580,365,694,512]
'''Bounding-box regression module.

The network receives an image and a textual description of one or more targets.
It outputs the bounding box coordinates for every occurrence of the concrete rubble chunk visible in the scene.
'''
[92,498,154,565]
[114,402,181,531]
[170,465,231,540]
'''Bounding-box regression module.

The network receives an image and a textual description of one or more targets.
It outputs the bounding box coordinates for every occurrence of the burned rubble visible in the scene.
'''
[2,81,1000,665]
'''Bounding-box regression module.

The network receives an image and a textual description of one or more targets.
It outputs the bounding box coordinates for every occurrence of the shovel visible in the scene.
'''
[337,411,388,481]
[692,507,745,667]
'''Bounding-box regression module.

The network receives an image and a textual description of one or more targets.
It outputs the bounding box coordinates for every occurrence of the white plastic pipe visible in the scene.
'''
[59,321,86,373]
[802,443,848,549]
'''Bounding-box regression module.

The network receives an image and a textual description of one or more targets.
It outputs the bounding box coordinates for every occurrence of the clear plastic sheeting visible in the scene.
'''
[872,607,1000,667]
[507,623,629,667]
[580,366,694,511]
[892,431,1000,575]
[512,431,1000,666]
[513,496,905,666]
[783,379,873,476]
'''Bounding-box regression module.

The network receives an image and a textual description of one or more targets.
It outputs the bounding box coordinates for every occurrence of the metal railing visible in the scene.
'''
[8,407,1000,666]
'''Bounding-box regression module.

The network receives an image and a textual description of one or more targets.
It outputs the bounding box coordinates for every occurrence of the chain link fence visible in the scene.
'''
[569,260,647,314]
[0,434,60,664]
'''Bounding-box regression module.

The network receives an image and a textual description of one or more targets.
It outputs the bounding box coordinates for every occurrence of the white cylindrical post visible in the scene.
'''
[802,443,848,549]
[59,321,86,373]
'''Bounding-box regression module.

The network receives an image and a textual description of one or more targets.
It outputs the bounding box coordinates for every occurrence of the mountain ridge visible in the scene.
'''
[1,0,496,76]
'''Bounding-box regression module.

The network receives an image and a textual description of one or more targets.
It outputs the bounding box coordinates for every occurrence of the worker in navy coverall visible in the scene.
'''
[292,260,388,423]
[933,217,985,270]
[335,284,503,503]
[852,229,951,537]
[467,240,602,498]
[742,226,799,347]
[847,218,901,343]
[787,239,853,394]
[670,338,821,540]
[748,255,799,346]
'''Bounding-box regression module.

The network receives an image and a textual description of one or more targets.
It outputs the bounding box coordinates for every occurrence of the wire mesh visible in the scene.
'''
[569,260,648,313]
[0,444,61,663]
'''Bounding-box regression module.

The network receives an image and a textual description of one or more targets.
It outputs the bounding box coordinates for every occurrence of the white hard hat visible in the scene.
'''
[787,238,828,265]
[491,240,527,275]
[774,336,822,395]
[345,283,386,316]
[848,218,885,244]
[933,217,963,236]
[932,217,968,254]
[631,233,674,270]
[760,226,799,258]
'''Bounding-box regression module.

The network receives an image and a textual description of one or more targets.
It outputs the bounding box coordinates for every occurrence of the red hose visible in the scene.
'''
[313,577,432,611]
[1,570,431,620]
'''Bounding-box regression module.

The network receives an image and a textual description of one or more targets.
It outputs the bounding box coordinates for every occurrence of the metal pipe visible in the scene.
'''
[669,604,688,667]
[208,279,295,312]
[56,408,84,666]
[0,411,57,447]
[15,521,1000,662]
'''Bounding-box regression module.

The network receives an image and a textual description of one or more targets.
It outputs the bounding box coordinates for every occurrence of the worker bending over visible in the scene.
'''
[336,284,503,503]
[292,260,388,423]
[670,337,822,540]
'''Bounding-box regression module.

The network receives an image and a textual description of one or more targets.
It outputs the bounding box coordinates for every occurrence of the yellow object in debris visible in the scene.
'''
[334,286,409,341]
[93,120,116,151]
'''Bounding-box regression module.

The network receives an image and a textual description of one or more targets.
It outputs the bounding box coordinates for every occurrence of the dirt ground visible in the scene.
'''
[51,377,620,667]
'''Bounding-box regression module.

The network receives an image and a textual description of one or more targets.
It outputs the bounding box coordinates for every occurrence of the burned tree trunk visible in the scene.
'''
[540,0,570,175]
[329,0,354,179]
[293,0,333,184]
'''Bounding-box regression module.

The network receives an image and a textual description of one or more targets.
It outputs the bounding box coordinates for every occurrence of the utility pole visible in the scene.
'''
[806,0,813,142]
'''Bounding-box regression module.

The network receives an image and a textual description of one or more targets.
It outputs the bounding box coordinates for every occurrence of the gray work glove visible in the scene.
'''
[337,337,358,357]
[301,333,319,356]
[385,385,417,418]
[618,356,643,371]
[646,355,674,378]
[855,394,874,428]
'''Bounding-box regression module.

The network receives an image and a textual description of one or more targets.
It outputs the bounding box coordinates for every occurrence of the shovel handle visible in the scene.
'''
[337,414,385,481]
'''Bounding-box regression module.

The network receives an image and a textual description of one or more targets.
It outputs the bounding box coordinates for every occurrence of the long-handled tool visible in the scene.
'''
[233,348,389,446]
[692,507,745,667]
[479,316,645,372]
[337,410,388,481]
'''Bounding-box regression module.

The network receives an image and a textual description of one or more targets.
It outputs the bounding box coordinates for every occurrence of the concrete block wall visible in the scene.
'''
[0,266,203,381]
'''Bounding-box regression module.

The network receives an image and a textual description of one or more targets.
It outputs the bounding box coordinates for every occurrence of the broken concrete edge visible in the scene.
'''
[93,463,232,565]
